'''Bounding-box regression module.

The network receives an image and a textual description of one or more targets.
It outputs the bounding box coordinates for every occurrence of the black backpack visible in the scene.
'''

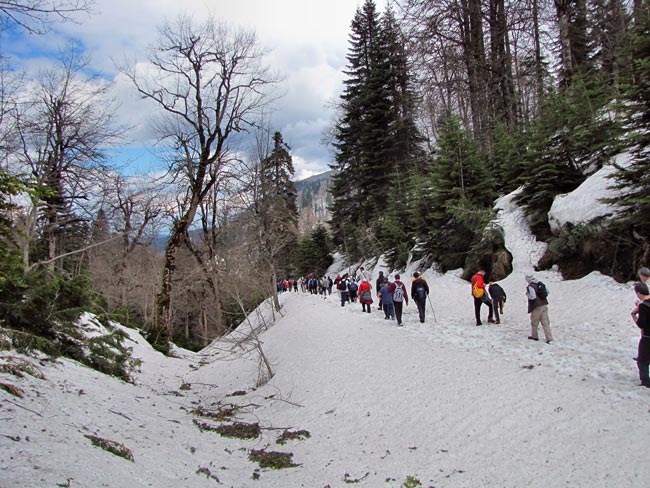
[337,280,347,291]
[535,281,548,299]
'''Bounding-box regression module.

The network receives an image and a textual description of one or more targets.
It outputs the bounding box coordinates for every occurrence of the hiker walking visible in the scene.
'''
[338,274,350,307]
[378,278,395,321]
[348,278,359,302]
[376,271,385,311]
[471,270,496,325]
[411,272,429,323]
[358,279,373,313]
[392,273,409,326]
[525,274,553,343]
[357,266,370,282]
[631,281,650,388]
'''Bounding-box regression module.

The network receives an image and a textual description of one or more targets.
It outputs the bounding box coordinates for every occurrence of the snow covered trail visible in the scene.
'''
[195,290,650,487]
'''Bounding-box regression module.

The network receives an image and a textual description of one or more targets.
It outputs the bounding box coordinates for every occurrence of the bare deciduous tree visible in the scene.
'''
[0,0,94,34]
[14,42,122,272]
[120,15,279,335]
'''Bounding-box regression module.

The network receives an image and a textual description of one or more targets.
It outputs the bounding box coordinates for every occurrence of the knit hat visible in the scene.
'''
[395,273,400,279]
[413,271,420,278]
[525,274,534,283]
[634,282,650,296]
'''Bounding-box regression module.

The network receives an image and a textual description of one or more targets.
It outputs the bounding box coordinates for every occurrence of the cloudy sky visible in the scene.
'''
[4,0,365,179]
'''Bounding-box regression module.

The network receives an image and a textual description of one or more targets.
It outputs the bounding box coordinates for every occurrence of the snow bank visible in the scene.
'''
[548,152,630,231]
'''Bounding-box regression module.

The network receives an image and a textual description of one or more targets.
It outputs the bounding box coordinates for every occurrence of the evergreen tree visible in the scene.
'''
[330,1,424,263]
[258,131,299,277]
[0,169,28,308]
[330,0,382,252]
[294,225,334,277]
[607,4,650,263]
[420,115,495,269]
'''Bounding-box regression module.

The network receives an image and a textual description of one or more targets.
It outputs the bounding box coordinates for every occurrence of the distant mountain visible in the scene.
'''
[294,170,337,234]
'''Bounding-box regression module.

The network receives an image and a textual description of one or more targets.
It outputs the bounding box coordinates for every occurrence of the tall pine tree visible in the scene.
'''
[330,1,424,264]
[607,3,650,265]
[257,131,299,280]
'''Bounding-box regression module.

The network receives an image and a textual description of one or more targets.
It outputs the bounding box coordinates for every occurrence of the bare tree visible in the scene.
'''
[120,15,279,335]
[0,0,94,34]
[14,42,122,272]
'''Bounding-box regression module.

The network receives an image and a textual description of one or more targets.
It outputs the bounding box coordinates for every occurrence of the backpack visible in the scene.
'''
[472,281,485,298]
[348,281,358,292]
[337,280,347,291]
[535,281,548,299]
[415,286,427,301]
[393,283,404,302]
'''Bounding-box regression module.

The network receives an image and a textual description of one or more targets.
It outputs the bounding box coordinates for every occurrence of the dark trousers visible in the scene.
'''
[415,299,426,323]
[637,336,650,386]
[474,296,494,324]
[362,303,371,313]
[383,302,395,319]
[493,298,505,315]
[340,291,350,307]
[394,301,404,325]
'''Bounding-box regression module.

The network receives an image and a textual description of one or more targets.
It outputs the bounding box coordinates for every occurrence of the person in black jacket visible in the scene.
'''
[488,282,507,316]
[376,271,385,311]
[411,272,430,323]
[631,281,650,388]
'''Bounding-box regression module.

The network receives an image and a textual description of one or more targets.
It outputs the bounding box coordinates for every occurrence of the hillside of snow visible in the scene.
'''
[2,182,649,488]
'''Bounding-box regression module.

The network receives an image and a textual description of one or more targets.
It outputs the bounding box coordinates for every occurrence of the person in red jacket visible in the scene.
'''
[471,270,496,325]
[358,279,373,313]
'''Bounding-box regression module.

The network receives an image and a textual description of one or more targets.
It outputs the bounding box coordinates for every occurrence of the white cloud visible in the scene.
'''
[8,0,361,177]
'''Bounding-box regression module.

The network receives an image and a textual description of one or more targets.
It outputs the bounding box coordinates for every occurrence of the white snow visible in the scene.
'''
[2,192,649,488]
[548,152,630,231]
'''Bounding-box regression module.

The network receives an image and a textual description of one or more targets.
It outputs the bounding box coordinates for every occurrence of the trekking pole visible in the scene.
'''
[427,295,438,323]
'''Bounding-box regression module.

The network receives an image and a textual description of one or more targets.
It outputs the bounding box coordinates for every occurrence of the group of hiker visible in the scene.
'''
[282,263,650,390]
[470,269,552,344]
[333,267,431,326]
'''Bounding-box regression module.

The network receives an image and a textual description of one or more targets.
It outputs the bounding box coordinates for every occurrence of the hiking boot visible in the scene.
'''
[528,336,539,341]
[488,318,496,323]
[546,339,552,344]
[495,320,500,324]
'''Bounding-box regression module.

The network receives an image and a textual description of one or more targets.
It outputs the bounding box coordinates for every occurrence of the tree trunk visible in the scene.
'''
[460,0,491,150]
[532,0,544,105]
[157,215,192,335]
[555,0,573,87]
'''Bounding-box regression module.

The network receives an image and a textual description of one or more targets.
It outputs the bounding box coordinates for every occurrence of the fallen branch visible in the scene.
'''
[109,409,132,421]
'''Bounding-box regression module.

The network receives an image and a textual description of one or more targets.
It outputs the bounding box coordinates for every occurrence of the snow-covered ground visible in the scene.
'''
[2,189,649,488]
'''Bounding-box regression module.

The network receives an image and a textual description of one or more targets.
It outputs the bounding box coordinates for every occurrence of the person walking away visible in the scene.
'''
[338,274,350,307]
[348,278,359,302]
[357,266,370,282]
[525,274,553,343]
[378,278,395,320]
[411,272,429,323]
[631,281,650,388]
[376,271,385,310]
[358,279,373,313]
[488,281,506,318]
[392,274,409,326]
[471,270,496,325]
